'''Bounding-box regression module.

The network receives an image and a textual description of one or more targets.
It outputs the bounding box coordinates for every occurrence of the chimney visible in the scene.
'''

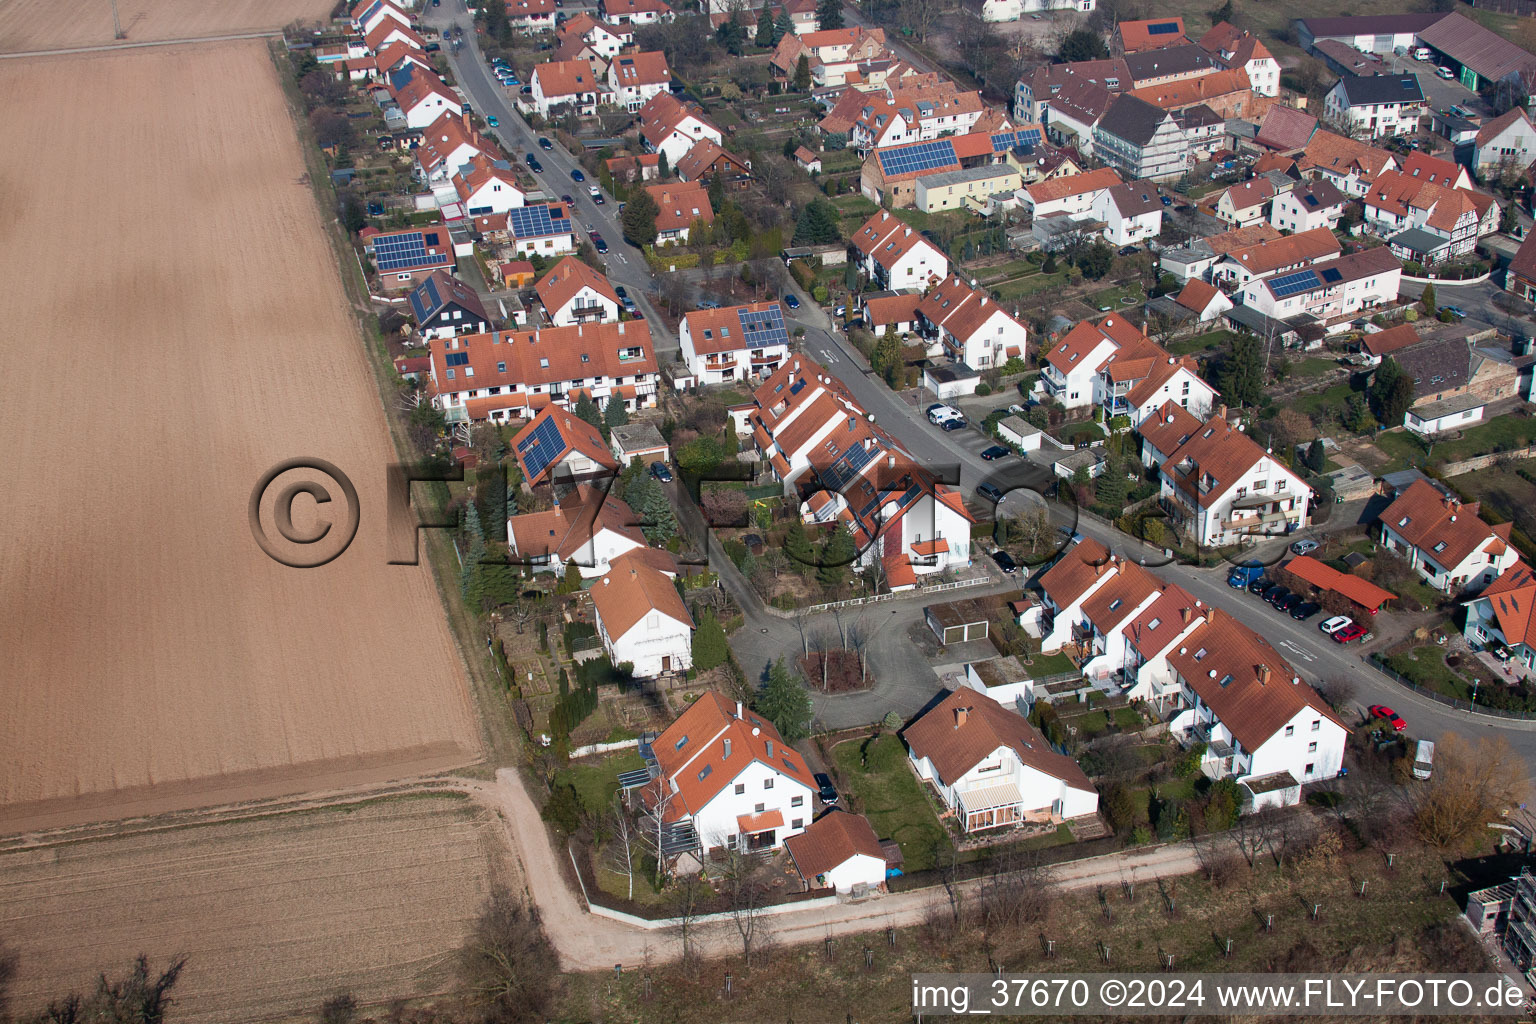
[1180,606,1191,625]
[1095,562,1104,576]
[954,706,969,728]
[736,700,743,719]
[723,738,732,758]
[1208,606,1217,621]
[1257,664,1271,685]
[618,321,626,335]
[1215,403,1227,420]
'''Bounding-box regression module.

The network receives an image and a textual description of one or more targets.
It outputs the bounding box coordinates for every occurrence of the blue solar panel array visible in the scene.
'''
[1321,267,1343,283]
[857,480,922,522]
[374,231,443,272]
[738,306,789,350]
[388,62,419,92]
[991,128,1042,152]
[1269,270,1320,299]
[409,274,441,322]
[877,140,957,178]
[1148,20,1180,34]
[518,416,566,481]
[507,204,569,239]
[818,442,876,493]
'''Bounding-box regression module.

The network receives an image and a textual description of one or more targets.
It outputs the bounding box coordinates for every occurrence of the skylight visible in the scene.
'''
[1194,647,1208,660]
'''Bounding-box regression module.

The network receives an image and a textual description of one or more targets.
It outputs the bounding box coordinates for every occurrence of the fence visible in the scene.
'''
[1365,655,1536,722]
[763,573,992,617]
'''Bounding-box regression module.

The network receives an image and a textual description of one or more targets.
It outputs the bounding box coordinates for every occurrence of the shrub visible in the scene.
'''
[812,285,829,302]
[975,382,991,396]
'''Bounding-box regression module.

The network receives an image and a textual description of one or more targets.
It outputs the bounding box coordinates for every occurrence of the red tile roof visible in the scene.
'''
[646,691,807,823]
[1220,226,1341,276]
[533,58,602,98]
[1137,400,1204,459]
[1284,555,1396,611]
[1218,177,1276,213]
[1129,67,1251,111]
[1023,166,1122,204]
[1162,415,1281,510]
[903,689,1093,789]
[683,301,784,356]
[590,555,693,639]
[850,210,944,274]
[1298,130,1397,182]
[429,320,657,399]
[1175,279,1221,313]
[1476,561,1536,650]
[610,50,671,87]
[508,483,644,561]
[535,255,619,314]
[510,405,621,485]
[915,274,1026,346]
[645,181,714,234]
[1254,105,1318,152]
[1361,323,1421,357]
[1116,17,1187,53]
[863,292,921,327]
[1379,478,1512,573]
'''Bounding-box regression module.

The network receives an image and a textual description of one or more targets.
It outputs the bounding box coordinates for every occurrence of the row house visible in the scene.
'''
[642,693,813,858]
[848,210,949,293]
[408,270,490,340]
[1152,412,1311,548]
[1463,563,1536,672]
[1040,77,1117,157]
[608,51,671,112]
[452,154,524,216]
[1211,226,1341,289]
[364,18,424,55]
[637,92,722,167]
[601,0,673,24]
[1297,130,1399,198]
[427,319,659,424]
[1128,66,1265,121]
[1237,246,1403,321]
[915,275,1030,370]
[1014,58,1128,124]
[739,356,974,581]
[535,255,620,326]
[506,0,557,33]
[531,59,604,117]
[679,301,790,384]
[1121,43,1215,90]
[1378,479,1519,595]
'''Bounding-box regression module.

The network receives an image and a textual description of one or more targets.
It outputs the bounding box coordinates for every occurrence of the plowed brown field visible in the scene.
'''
[0,0,333,53]
[0,795,508,1022]
[0,42,483,833]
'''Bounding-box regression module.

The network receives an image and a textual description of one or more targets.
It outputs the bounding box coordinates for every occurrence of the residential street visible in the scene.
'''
[424,0,678,358]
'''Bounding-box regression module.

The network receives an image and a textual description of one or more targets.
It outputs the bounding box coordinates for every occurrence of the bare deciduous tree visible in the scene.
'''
[669,872,711,966]
[1409,734,1528,850]
[460,889,559,1024]
[605,794,641,901]
[721,850,771,968]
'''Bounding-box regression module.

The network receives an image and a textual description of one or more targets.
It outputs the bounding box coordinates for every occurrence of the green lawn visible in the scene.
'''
[1112,706,1143,730]
[1410,416,1536,466]
[1290,357,1337,379]
[1022,650,1077,678]
[995,270,1069,300]
[555,750,644,815]
[1383,646,1474,701]
[1087,283,1146,310]
[1295,382,1354,418]
[1167,329,1233,356]
[1057,422,1105,443]
[833,734,949,873]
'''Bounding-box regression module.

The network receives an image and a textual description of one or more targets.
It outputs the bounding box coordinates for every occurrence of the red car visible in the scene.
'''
[1368,704,1406,731]
[1332,623,1368,644]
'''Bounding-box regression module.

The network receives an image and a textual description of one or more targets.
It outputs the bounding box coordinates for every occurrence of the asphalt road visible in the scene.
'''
[423,0,678,357]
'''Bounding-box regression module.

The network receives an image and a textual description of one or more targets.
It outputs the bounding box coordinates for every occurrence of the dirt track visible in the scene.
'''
[0,42,482,831]
[0,794,508,1023]
[0,0,333,53]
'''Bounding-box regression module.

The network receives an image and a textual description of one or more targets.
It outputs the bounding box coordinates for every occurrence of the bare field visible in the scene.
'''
[0,795,507,1022]
[0,43,483,831]
[0,0,333,54]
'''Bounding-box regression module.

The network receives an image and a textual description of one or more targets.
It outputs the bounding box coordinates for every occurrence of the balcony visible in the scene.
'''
[1222,509,1295,531]
[1042,373,1068,397]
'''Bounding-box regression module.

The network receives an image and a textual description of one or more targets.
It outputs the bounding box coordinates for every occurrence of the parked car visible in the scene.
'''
[1159,195,1173,207]
[1438,66,1455,79]
[571,168,585,182]
[1278,593,1303,614]
[591,233,608,253]
[814,773,838,804]
[1290,539,1319,555]
[614,285,628,299]
[926,403,962,424]
[424,41,440,51]
[697,299,720,309]
[977,482,1005,504]
[526,155,542,172]
[1228,564,1264,588]
[649,462,673,482]
[1333,623,1369,644]
[1266,586,1292,609]
[561,194,574,205]
[1291,601,1321,621]
[783,292,800,309]
[588,185,603,201]
[1320,615,1354,635]
[1248,577,1274,596]
[1117,246,1138,256]
[941,417,967,431]
[1368,704,1406,731]
[1412,739,1435,779]
[980,445,1010,461]
[1439,305,1468,319]
[992,549,1019,574]
[538,137,553,150]
[622,297,638,314]
[486,115,499,127]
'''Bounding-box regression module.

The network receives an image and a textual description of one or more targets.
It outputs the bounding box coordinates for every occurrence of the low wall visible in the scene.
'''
[569,738,641,759]
[1441,444,1536,477]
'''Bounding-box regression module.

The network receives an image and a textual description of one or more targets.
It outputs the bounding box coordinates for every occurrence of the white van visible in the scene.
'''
[1412,739,1435,780]
[1413,46,1433,61]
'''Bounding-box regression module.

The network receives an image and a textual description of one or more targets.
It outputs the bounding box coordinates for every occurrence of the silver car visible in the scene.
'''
[1290,539,1319,555]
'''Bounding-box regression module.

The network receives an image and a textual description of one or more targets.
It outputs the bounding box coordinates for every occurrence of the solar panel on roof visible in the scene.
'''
[507,206,567,238]
[1148,21,1180,33]
[789,377,808,395]
[1269,270,1320,298]
[1321,267,1343,283]
[374,231,434,272]
[517,415,566,481]
[876,139,957,178]
[818,442,876,493]
[738,305,789,350]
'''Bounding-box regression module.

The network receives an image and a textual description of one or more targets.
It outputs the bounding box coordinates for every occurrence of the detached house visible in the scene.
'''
[1211,226,1342,289]
[556,12,632,58]
[417,111,487,183]
[1153,414,1311,547]
[409,270,490,340]
[511,405,623,488]
[643,691,815,856]
[849,210,949,292]
[592,554,693,678]
[536,255,620,326]
[645,181,714,244]
[531,59,604,117]
[784,810,888,894]
[505,0,557,33]
[1270,179,1346,233]
[1040,316,1217,424]
[608,51,671,112]
[602,0,672,25]
[904,689,1098,833]
[1214,178,1277,229]
[1093,180,1163,247]
[452,154,525,216]
[351,0,411,37]
[637,92,722,167]
[675,139,752,188]
[1463,563,1536,672]
[679,301,790,384]
[1324,75,1424,140]
[506,203,577,257]
[1198,21,1280,97]
[507,483,644,577]
[1297,130,1398,197]
[1018,166,1122,219]
[1474,107,1536,179]
[391,68,462,129]
[1378,479,1519,595]
[915,275,1029,370]
[363,225,454,292]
